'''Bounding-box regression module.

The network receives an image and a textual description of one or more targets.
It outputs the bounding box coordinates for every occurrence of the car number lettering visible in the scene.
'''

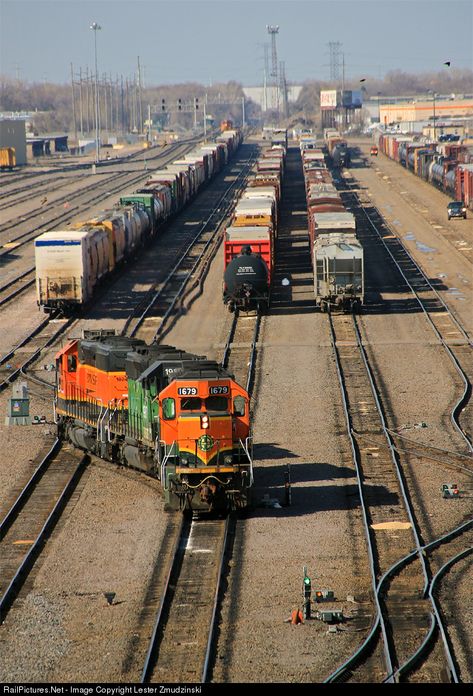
[209,386,229,395]
[178,387,197,396]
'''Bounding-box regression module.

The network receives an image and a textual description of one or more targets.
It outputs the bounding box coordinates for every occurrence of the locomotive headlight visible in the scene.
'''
[201,414,210,429]
[224,455,233,465]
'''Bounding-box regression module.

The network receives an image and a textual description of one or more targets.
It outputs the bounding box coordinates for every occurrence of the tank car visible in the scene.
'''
[55,331,253,512]
[223,244,270,312]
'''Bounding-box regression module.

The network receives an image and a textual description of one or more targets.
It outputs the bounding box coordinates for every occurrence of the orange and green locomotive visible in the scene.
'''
[55,331,253,512]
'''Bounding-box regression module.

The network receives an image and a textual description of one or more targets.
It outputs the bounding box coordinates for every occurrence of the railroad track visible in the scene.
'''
[325,310,472,683]
[1,146,255,397]
[0,171,90,211]
[0,268,35,307]
[141,514,232,683]
[123,150,259,343]
[221,309,261,394]
[0,441,88,624]
[0,315,74,393]
[0,141,190,254]
[133,230,262,683]
[341,173,473,451]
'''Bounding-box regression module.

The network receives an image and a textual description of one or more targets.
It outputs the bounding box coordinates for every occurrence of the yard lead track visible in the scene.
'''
[0,441,88,623]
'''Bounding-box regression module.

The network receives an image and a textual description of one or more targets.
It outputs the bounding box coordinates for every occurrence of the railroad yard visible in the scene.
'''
[0,129,472,686]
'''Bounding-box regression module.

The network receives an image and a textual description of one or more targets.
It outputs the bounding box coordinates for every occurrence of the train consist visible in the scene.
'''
[35,129,242,313]
[55,330,253,512]
[300,132,364,312]
[223,133,286,312]
[323,128,351,168]
[374,131,473,211]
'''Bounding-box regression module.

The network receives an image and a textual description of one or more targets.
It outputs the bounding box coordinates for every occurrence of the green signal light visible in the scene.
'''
[304,577,311,584]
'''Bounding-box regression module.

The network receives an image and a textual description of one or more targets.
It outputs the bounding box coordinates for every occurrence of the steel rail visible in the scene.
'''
[326,310,470,682]
[140,514,186,684]
[0,317,74,392]
[124,154,258,339]
[344,185,472,453]
[201,515,231,683]
[0,438,61,538]
[325,312,394,681]
[0,451,88,624]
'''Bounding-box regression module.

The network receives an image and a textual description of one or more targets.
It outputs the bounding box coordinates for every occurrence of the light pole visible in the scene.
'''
[428,90,437,141]
[90,22,101,162]
[433,91,437,141]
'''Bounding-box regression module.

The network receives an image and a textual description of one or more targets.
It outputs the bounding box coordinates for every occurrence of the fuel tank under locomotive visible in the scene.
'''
[224,252,269,311]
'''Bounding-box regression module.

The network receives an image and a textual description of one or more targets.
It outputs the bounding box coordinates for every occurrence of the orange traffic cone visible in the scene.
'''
[291,609,304,625]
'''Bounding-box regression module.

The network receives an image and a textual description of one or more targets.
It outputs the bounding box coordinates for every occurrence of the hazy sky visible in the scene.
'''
[1,0,472,86]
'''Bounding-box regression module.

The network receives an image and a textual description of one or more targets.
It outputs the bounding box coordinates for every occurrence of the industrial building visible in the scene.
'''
[0,119,27,165]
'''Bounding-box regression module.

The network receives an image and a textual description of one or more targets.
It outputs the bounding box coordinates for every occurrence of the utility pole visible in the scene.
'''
[242,96,246,128]
[79,67,84,136]
[90,21,102,162]
[70,62,78,146]
[137,56,143,134]
[267,25,280,122]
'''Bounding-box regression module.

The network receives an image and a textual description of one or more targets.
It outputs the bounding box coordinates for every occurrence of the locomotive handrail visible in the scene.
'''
[95,401,105,442]
[240,437,254,485]
[159,440,176,489]
[106,399,124,442]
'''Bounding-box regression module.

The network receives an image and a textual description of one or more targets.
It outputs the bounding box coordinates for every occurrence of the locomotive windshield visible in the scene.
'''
[180,396,229,411]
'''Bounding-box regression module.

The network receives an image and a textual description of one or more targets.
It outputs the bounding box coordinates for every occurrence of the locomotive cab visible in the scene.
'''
[157,376,253,511]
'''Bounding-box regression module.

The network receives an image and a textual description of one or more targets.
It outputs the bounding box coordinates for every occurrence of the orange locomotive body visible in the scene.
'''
[55,332,253,512]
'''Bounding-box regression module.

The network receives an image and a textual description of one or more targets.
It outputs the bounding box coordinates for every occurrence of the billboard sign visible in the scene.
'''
[342,90,363,109]
[320,90,337,110]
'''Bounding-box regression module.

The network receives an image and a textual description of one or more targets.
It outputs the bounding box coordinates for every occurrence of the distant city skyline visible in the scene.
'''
[1,0,472,87]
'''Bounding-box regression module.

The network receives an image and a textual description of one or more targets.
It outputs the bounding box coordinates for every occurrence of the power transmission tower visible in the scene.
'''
[328,41,342,81]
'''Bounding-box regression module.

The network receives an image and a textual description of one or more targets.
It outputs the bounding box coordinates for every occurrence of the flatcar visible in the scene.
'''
[55,331,253,512]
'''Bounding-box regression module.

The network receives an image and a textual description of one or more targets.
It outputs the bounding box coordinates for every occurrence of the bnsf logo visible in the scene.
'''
[86,372,97,386]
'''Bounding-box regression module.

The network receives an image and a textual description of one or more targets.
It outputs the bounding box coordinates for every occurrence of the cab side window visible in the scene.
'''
[233,396,246,417]
[162,398,176,420]
[67,354,77,372]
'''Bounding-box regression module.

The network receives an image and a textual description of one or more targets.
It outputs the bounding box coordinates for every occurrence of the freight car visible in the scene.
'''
[222,143,284,312]
[0,146,16,169]
[375,130,473,211]
[55,331,253,512]
[35,129,242,313]
[299,136,364,312]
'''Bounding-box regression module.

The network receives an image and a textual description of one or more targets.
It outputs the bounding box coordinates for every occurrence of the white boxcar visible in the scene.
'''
[313,232,364,312]
[35,227,109,312]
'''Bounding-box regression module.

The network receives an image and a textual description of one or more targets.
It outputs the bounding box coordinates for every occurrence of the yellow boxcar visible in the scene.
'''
[0,147,16,169]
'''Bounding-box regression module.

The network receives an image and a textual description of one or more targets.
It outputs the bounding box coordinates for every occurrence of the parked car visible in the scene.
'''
[370,146,378,156]
[447,201,467,220]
